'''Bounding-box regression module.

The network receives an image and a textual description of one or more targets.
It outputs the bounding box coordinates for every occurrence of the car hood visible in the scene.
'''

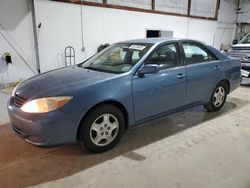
[15,66,117,99]
[233,44,250,47]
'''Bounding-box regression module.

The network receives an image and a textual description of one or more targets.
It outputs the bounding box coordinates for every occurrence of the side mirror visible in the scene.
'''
[232,39,238,45]
[138,64,159,77]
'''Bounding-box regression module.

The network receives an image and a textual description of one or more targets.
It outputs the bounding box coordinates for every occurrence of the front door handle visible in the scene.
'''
[176,73,186,79]
[213,65,221,70]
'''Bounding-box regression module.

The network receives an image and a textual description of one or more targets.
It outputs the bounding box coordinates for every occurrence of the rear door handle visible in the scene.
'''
[213,65,221,70]
[176,73,186,79]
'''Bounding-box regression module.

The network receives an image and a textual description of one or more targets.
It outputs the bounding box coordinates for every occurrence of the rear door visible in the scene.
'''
[181,41,223,104]
[132,42,187,121]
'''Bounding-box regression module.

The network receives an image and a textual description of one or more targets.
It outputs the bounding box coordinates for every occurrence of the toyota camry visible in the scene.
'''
[8,38,241,153]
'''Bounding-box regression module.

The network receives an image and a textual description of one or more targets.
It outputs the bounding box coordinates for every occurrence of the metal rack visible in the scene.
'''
[64,46,75,67]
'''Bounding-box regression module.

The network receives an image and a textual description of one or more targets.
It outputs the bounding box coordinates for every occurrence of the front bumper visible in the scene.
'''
[10,122,49,146]
[8,97,83,147]
[241,76,250,85]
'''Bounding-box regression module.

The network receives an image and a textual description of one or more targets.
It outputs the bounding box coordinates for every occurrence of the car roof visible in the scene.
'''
[118,37,179,44]
[118,38,206,45]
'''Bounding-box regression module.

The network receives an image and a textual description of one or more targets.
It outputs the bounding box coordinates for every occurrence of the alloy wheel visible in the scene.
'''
[213,86,225,107]
[89,113,119,146]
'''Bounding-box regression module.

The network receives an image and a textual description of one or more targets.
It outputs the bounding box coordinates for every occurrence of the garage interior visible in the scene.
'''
[1,0,250,187]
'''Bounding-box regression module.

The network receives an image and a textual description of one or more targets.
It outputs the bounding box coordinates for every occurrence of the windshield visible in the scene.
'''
[80,43,152,73]
[240,33,250,44]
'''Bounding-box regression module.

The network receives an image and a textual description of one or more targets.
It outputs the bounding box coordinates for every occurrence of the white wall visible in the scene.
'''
[34,1,84,72]
[190,0,217,17]
[0,0,37,84]
[187,19,217,44]
[35,0,220,72]
[0,0,238,83]
[214,0,237,49]
[235,0,250,40]
[238,0,250,23]
[108,0,152,10]
[155,0,189,14]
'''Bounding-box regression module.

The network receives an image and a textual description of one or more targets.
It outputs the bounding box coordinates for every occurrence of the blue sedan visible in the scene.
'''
[8,38,241,153]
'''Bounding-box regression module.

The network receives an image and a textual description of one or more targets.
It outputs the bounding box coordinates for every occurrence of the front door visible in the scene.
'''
[132,42,187,122]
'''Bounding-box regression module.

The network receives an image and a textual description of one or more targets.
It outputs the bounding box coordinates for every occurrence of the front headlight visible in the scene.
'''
[21,96,72,113]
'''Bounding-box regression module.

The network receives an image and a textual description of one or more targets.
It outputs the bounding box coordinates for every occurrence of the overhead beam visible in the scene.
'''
[52,0,218,21]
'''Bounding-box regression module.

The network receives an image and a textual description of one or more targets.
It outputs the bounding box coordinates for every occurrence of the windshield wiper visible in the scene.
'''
[83,66,122,74]
[84,67,99,71]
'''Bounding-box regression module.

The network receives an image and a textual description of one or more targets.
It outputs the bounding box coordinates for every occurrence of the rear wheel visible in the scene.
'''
[203,82,227,112]
[79,104,125,153]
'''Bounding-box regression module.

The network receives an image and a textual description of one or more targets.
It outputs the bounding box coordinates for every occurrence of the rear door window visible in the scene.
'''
[182,42,217,65]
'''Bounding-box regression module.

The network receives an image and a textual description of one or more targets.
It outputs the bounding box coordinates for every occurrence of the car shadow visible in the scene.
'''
[0,96,247,187]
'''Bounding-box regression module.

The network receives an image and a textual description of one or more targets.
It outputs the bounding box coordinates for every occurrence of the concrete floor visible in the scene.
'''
[0,87,250,188]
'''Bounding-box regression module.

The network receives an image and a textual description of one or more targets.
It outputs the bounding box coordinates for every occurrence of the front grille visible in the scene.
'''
[229,52,247,58]
[14,94,27,107]
[229,47,250,59]
[232,46,250,51]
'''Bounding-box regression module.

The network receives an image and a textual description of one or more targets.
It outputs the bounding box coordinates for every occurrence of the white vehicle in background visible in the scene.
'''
[226,33,250,85]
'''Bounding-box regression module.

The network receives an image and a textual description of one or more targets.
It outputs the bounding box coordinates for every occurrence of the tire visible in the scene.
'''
[203,82,227,112]
[79,104,125,153]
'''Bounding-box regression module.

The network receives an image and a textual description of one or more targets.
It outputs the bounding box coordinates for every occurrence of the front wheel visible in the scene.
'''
[79,104,125,153]
[203,82,227,112]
